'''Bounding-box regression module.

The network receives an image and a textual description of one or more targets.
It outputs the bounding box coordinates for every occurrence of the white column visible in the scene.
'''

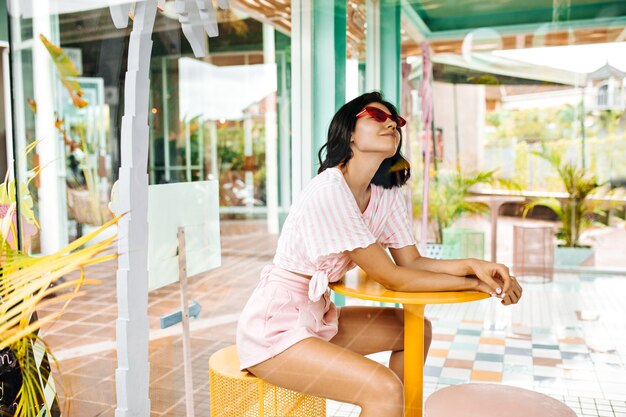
[32,0,67,253]
[114,2,157,416]
[263,24,279,234]
[277,50,291,217]
[290,0,313,200]
[366,0,381,91]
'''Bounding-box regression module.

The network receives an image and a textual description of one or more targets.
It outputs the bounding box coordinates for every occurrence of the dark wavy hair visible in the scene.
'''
[317,91,410,188]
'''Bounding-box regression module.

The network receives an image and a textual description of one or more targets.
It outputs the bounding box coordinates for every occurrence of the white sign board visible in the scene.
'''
[147,180,221,291]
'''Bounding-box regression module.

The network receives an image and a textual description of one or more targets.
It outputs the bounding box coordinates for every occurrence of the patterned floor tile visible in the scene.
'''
[471,370,502,382]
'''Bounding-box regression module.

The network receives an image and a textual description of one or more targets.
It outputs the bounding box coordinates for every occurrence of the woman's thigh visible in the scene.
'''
[330,306,405,354]
[248,337,403,409]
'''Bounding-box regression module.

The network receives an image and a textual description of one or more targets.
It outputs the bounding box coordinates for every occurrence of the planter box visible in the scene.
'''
[554,247,594,267]
[442,228,485,260]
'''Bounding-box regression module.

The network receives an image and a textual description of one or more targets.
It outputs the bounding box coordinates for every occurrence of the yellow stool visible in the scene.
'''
[209,345,326,417]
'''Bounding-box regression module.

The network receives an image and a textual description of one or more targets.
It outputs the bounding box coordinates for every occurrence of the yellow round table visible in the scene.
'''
[330,268,489,417]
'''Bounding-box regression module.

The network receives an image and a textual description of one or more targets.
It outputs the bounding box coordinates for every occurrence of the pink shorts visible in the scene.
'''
[236,265,340,370]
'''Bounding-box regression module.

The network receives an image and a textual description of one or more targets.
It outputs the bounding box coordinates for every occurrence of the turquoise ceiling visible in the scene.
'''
[405,0,626,35]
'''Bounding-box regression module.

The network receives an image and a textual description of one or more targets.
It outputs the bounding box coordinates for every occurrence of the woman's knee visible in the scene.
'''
[357,367,403,407]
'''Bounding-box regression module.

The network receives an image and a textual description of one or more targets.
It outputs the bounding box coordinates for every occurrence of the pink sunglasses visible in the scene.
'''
[356,106,407,127]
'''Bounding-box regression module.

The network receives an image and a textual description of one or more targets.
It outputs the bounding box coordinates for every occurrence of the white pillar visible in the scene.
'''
[114,2,157,416]
[263,24,279,234]
[32,0,67,253]
[366,0,381,91]
[290,0,313,200]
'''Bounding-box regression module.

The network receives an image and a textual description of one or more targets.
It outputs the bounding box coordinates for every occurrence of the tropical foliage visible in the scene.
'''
[485,105,625,144]
[38,35,111,228]
[39,34,88,108]
[414,169,519,244]
[1,155,118,416]
[0,217,118,417]
[523,148,605,247]
[0,140,44,236]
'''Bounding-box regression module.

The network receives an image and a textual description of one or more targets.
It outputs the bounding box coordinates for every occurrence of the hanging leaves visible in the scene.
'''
[38,34,89,109]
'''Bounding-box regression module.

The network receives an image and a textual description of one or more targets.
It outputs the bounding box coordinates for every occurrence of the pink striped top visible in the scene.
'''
[274,167,416,302]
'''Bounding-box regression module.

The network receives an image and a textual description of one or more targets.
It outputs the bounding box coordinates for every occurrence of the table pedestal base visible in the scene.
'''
[403,304,425,417]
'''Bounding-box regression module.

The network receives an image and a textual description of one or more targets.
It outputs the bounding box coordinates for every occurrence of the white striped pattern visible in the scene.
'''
[274,167,415,300]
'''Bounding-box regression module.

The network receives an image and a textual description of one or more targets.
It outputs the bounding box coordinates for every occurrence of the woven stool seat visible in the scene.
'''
[425,383,576,417]
[209,345,326,417]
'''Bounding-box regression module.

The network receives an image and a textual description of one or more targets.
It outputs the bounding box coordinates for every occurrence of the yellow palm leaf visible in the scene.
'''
[0,215,121,417]
[0,216,121,350]
[39,34,89,109]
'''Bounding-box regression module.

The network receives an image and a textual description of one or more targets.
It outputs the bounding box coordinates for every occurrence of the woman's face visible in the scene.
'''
[350,102,401,159]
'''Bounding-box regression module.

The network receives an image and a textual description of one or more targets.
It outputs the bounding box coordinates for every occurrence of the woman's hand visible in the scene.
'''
[495,275,523,305]
[470,274,523,305]
[466,259,513,298]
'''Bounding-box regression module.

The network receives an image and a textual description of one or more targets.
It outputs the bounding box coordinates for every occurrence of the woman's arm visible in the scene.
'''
[346,243,492,294]
[390,245,474,276]
[389,244,512,296]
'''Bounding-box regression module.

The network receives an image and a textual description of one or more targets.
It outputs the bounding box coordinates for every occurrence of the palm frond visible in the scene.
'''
[528,147,605,246]
[522,197,563,219]
[0,216,120,351]
[415,168,512,243]
[0,214,119,417]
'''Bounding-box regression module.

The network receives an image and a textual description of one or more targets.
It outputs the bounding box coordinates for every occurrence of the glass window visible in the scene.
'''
[4,1,292,415]
[402,9,626,191]
[6,3,292,253]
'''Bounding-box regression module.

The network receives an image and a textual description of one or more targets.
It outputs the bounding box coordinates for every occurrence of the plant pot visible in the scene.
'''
[554,246,594,267]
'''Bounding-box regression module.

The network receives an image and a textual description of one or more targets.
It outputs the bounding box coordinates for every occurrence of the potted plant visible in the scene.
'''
[0,163,118,416]
[523,148,606,266]
[413,168,517,258]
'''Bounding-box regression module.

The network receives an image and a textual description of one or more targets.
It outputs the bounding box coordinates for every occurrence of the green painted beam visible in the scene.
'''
[380,0,401,111]
[0,0,8,43]
[313,0,346,174]
[401,1,431,38]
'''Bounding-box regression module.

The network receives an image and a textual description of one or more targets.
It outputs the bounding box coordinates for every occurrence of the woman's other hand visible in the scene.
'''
[466,259,513,298]
[495,275,522,305]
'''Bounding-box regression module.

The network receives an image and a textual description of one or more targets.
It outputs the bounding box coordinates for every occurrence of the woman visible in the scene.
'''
[236,91,522,417]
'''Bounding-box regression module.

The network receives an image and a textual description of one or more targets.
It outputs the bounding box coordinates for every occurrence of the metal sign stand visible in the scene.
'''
[176,227,195,417]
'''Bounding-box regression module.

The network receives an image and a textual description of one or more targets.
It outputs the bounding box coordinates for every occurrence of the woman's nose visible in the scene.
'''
[385,118,397,129]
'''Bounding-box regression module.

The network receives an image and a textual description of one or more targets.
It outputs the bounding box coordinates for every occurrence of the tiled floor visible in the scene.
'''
[327,272,626,417]
[36,218,626,417]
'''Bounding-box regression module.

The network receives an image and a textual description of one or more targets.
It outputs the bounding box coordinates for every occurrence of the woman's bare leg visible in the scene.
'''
[330,306,432,381]
[248,337,404,417]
